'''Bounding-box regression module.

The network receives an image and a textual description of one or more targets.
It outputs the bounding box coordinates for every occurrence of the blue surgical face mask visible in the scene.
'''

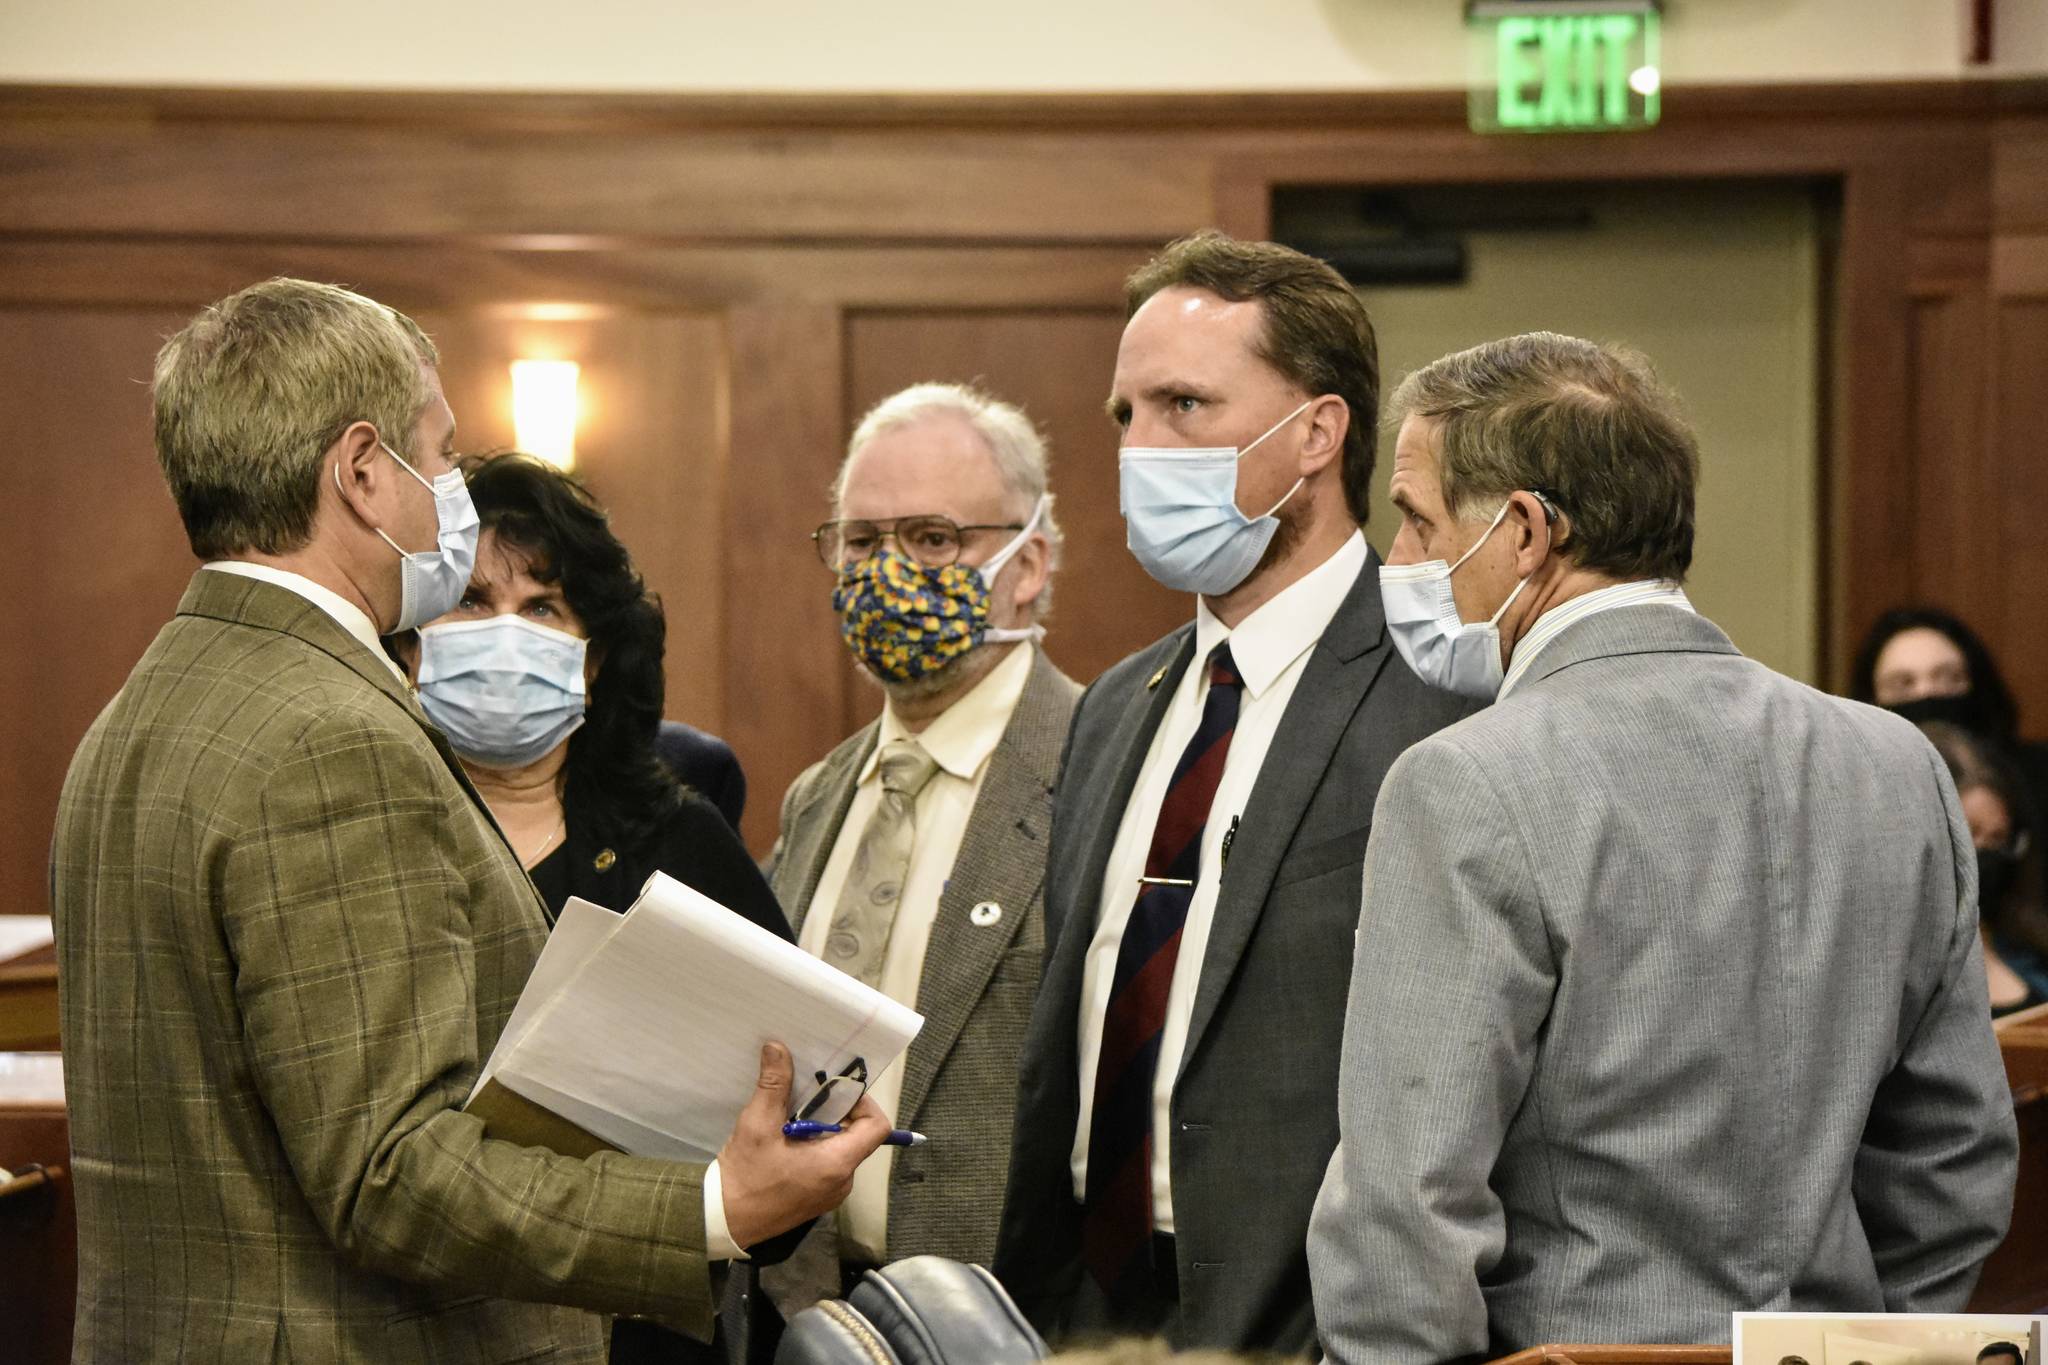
[1118,399,1314,596]
[340,442,480,632]
[1379,499,1532,700]
[416,615,589,768]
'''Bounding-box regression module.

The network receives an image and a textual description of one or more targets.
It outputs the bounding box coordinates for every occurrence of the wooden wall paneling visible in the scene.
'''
[0,119,1214,244]
[1992,114,2048,230]
[0,308,196,916]
[4,79,2048,856]
[1989,118,2048,732]
[410,308,733,733]
[842,307,1190,701]
[573,316,732,735]
[1903,288,1993,620]
[0,241,1149,315]
[1828,168,1920,689]
[723,303,850,854]
[1989,299,2048,734]
[1993,235,2048,296]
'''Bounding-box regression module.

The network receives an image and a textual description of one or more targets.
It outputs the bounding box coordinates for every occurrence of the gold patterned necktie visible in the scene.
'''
[823,738,941,986]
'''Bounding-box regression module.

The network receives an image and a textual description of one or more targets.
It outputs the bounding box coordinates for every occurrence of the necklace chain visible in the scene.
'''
[525,813,566,863]
[482,796,565,865]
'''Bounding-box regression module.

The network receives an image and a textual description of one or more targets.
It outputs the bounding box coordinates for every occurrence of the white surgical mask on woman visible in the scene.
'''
[416,615,588,768]
[1117,399,1314,595]
[1379,499,1535,700]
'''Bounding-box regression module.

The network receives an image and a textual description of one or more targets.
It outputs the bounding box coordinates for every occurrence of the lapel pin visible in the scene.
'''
[969,901,1002,928]
[1146,665,1169,691]
[593,848,616,872]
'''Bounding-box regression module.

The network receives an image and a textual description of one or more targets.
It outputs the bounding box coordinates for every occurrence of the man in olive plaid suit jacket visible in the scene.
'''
[50,279,882,1363]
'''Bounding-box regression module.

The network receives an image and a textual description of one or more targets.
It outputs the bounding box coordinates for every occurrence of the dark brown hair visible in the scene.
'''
[1391,331,1699,581]
[462,452,683,851]
[1125,230,1381,524]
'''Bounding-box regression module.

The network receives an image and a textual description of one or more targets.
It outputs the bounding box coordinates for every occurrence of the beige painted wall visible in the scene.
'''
[1356,182,1820,682]
[1,0,2041,92]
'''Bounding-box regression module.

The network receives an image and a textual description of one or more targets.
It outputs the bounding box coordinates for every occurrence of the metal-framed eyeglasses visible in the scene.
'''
[792,1056,870,1125]
[812,515,1026,571]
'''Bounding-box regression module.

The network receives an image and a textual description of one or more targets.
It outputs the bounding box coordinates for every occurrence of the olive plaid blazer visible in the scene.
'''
[52,571,715,1364]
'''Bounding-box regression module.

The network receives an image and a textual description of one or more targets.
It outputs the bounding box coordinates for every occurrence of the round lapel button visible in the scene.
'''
[969,901,1002,928]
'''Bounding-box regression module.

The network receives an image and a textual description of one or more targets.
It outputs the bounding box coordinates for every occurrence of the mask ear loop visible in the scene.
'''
[1483,492,1560,628]
[334,458,413,560]
[976,495,1051,644]
[1239,398,1318,520]
[976,494,1047,583]
[1235,398,1317,462]
[1447,499,1515,575]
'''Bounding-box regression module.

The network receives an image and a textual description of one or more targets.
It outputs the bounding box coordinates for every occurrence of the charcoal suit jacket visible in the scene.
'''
[993,549,1477,1353]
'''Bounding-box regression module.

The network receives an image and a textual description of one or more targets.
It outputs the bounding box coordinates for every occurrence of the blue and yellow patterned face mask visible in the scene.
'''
[832,500,1044,683]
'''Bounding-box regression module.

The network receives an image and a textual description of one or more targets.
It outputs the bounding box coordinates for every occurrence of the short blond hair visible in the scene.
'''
[154,277,439,559]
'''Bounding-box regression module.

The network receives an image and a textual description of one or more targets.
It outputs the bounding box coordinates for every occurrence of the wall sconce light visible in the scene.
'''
[511,359,580,469]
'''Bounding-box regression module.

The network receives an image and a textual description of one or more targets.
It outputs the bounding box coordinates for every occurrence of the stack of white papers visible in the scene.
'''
[469,872,923,1162]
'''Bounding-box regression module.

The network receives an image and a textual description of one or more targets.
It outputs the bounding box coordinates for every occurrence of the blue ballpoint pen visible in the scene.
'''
[782,1120,926,1146]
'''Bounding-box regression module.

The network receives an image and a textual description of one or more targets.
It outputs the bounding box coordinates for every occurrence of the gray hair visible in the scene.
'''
[838,381,1063,610]
[1389,331,1699,582]
[154,277,439,560]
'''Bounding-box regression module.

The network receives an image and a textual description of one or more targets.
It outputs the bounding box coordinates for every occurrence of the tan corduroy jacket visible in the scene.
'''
[52,570,714,1363]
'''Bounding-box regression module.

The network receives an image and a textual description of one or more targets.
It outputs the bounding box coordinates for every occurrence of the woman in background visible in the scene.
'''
[1853,606,2020,731]
[1853,606,2048,828]
[1920,720,2048,1015]
[397,451,789,1365]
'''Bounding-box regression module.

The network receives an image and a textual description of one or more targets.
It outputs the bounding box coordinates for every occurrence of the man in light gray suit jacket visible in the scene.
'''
[1309,332,2019,1364]
[761,382,1081,1319]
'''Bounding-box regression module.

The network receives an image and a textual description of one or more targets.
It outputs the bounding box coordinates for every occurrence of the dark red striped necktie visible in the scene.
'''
[1081,641,1244,1300]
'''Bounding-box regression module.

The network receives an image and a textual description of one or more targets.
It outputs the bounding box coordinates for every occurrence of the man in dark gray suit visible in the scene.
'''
[763,382,1081,1315]
[993,231,1474,1354]
[1309,332,2019,1363]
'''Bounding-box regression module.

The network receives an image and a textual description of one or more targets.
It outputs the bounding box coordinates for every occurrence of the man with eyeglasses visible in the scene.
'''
[757,381,1081,1324]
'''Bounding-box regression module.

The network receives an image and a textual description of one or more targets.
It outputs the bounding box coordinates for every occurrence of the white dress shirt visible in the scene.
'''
[202,562,754,1259]
[203,561,404,682]
[801,641,1036,1263]
[1070,532,1369,1231]
[1498,578,1694,698]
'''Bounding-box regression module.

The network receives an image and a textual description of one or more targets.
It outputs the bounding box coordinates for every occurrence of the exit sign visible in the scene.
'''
[1467,1,1662,134]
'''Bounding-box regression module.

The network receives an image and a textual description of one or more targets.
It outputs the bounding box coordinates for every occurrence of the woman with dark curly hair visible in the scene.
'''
[1851,605,2048,837]
[395,451,790,1363]
[1851,606,2021,735]
[397,452,786,936]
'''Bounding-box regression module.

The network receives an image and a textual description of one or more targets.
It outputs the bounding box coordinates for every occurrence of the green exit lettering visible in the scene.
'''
[1483,11,1658,133]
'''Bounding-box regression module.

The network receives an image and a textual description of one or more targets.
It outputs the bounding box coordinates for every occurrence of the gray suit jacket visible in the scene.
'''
[1308,604,2020,1365]
[994,550,1479,1354]
[764,647,1080,1279]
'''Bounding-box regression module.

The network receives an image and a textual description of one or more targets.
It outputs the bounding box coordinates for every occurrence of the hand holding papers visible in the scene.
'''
[468,872,924,1164]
